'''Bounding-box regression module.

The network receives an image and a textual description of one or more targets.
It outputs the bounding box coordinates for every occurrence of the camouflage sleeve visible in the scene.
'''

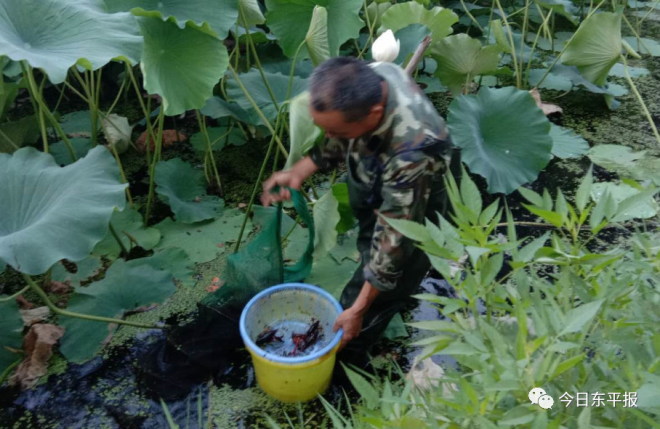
[364,150,445,291]
[308,138,349,172]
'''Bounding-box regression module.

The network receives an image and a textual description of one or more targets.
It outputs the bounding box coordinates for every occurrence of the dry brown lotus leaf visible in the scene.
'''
[19,307,50,326]
[9,324,65,390]
[529,88,563,116]
[135,129,188,153]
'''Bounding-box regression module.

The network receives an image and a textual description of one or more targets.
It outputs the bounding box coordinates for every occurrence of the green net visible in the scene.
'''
[201,188,314,310]
[142,189,314,398]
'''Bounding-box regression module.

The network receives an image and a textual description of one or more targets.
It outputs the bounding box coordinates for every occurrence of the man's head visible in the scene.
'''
[309,57,386,139]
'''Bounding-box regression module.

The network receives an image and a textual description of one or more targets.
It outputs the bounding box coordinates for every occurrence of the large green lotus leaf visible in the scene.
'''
[104,0,238,38]
[0,146,126,275]
[190,126,246,152]
[549,124,589,159]
[59,257,176,362]
[265,0,363,58]
[307,239,359,299]
[380,2,457,42]
[201,97,261,125]
[155,158,224,224]
[0,0,142,84]
[239,0,266,28]
[447,86,552,194]
[591,183,659,221]
[561,12,622,85]
[0,116,40,154]
[536,0,578,25]
[0,299,23,373]
[305,6,330,66]
[609,63,650,78]
[51,256,103,288]
[529,64,619,95]
[226,69,308,124]
[139,17,229,116]
[285,91,321,169]
[49,138,93,166]
[144,247,195,287]
[588,144,660,184]
[92,207,161,257]
[154,208,248,263]
[313,189,340,259]
[623,37,660,56]
[430,34,501,94]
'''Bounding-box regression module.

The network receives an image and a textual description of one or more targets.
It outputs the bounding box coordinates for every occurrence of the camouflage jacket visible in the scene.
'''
[309,62,452,292]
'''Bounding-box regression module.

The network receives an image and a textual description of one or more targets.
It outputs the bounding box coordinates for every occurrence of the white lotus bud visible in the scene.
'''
[371,29,400,62]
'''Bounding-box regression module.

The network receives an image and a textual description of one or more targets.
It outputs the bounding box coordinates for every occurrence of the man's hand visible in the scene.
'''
[333,307,364,348]
[260,156,319,206]
[333,280,381,349]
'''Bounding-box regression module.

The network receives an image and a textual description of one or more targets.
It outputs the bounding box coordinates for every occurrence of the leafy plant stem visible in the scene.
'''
[620,55,660,144]
[195,110,223,193]
[233,115,283,253]
[21,274,165,329]
[228,65,289,158]
[0,285,30,302]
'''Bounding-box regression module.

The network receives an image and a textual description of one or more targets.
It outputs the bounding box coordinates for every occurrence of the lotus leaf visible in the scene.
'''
[388,24,431,66]
[92,207,161,257]
[50,138,93,166]
[0,0,142,84]
[536,0,579,25]
[307,239,360,299]
[239,0,266,28]
[265,0,363,58]
[561,12,622,85]
[201,97,260,125]
[549,124,589,159]
[59,257,176,362]
[313,189,340,259]
[430,34,501,94]
[304,6,330,66]
[380,2,457,43]
[104,0,238,38]
[139,17,229,115]
[226,69,308,124]
[155,158,224,224]
[190,127,246,153]
[447,86,552,194]
[154,208,248,264]
[0,299,23,373]
[285,91,321,169]
[591,183,659,221]
[51,256,103,288]
[0,116,40,154]
[0,146,126,275]
[588,145,660,184]
[609,63,650,78]
[623,37,660,56]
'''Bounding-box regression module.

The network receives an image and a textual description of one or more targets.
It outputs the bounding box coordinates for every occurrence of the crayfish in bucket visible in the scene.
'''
[255,318,323,357]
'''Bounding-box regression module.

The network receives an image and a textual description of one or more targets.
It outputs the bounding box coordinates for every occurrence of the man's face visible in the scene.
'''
[310,105,384,140]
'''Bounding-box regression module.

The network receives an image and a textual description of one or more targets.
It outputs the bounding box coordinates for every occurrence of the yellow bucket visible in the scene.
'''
[239,283,343,402]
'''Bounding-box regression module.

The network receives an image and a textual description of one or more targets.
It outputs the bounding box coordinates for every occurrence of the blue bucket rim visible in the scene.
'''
[239,283,344,364]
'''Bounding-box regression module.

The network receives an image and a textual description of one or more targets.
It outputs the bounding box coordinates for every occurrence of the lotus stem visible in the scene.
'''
[22,274,165,329]
[233,112,284,253]
[108,142,134,206]
[21,63,76,160]
[620,55,660,144]
[493,0,522,88]
[0,127,20,150]
[405,36,432,76]
[0,285,30,302]
[0,358,21,386]
[459,0,485,32]
[195,110,223,194]
[228,65,289,158]
[144,108,165,223]
[108,222,129,256]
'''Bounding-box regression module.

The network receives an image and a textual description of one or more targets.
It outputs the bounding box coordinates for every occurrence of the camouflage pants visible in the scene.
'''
[339,147,460,357]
